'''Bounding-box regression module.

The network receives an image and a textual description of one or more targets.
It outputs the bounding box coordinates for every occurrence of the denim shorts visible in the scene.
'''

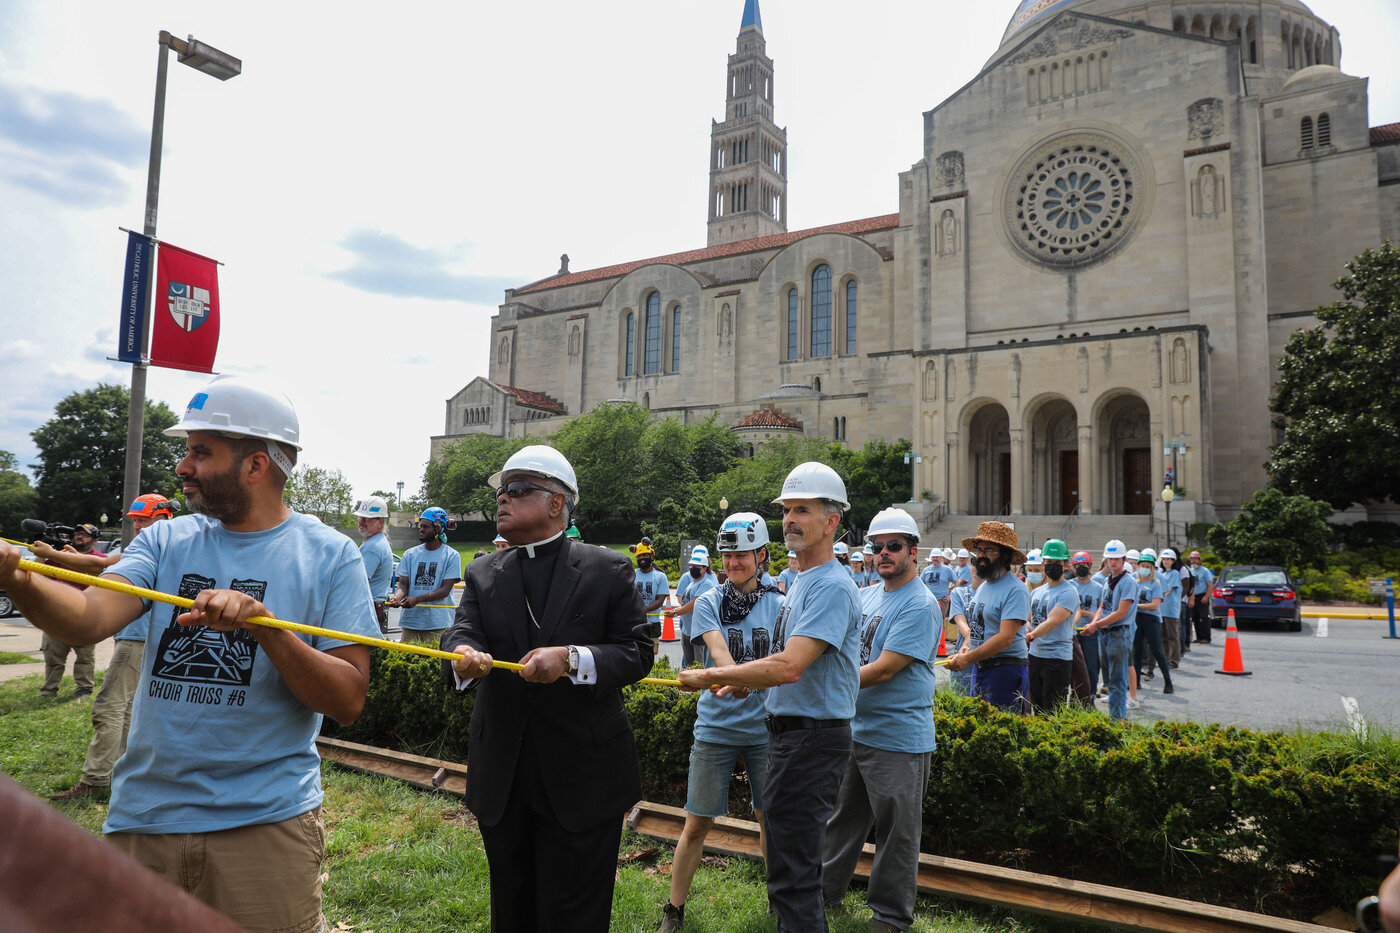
[684,739,768,818]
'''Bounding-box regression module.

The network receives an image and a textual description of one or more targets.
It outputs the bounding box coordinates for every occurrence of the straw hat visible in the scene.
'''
[960,521,1026,566]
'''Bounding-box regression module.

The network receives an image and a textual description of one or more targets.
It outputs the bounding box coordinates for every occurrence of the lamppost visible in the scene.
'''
[1161,484,1176,551]
[121,31,241,546]
[903,452,923,504]
[719,497,729,523]
[396,481,405,514]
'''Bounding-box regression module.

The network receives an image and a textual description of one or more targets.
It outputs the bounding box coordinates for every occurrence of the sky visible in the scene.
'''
[2,0,1398,506]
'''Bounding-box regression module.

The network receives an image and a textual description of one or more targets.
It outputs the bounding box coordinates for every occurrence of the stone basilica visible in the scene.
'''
[437,0,1399,536]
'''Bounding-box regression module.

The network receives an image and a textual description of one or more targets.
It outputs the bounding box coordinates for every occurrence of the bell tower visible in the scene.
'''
[707,0,787,246]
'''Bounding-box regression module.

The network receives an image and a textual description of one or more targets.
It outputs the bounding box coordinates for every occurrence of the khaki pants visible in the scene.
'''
[41,633,95,694]
[1162,616,1182,665]
[81,640,144,786]
[106,808,328,933]
[400,628,445,647]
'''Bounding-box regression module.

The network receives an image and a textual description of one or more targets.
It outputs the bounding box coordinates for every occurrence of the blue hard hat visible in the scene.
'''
[420,507,450,526]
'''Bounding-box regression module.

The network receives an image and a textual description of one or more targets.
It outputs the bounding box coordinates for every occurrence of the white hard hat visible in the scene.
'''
[863,544,874,555]
[786,550,797,559]
[489,445,580,503]
[833,542,850,556]
[689,545,711,566]
[944,548,957,561]
[957,548,970,559]
[1125,548,1141,563]
[851,552,865,564]
[1103,539,1128,558]
[1139,548,1157,562]
[717,512,770,552]
[1024,549,1043,565]
[165,374,301,476]
[773,461,850,511]
[865,507,921,543]
[354,496,389,519]
[1161,548,1177,561]
[493,534,507,544]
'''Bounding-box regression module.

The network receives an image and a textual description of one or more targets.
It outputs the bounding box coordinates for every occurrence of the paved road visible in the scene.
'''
[8,609,1398,735]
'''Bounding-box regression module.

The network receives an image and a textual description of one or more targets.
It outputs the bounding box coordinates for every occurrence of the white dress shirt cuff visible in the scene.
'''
[452,645,596,689]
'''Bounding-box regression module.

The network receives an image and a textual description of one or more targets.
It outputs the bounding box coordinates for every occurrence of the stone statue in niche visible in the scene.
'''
[568,326,580,356]
[498,337,510,364]
[934,151,965,190]
[1171,338,1189,384]
[1199,166,1217,214]
[718,303,732,339]
[923,360,937,402]
[1077,346,1090,393]
[946,358,958,403]
[1151,336,1162,388]
[1010,353,1022,399]
[936,209,959,257]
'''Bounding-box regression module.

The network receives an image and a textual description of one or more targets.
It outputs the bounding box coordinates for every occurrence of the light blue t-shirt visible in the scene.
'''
[920,564,955,600]
[1159,568,1183,619]
[760,571,776,588]
[948,581,974,651]
[359,533,394,601]
[968,572,1031,660]
[677,571,719,641]
[854,578,938,753]
[396,543,462,631]
[634,567,671,616]
[766,558,861,720]
[105,511,378,834]
[1028,582,1080,661]
[1190,565,1215,596]
[1135,572,1164,618]
[778,567,798,592]
[952,563,973,586]
[1072,577,1106,622]
[1098,571,1140,629]
[690,585,780,745]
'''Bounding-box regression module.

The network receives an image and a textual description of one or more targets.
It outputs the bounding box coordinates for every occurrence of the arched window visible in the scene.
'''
[810,265,832,358]
[1300,116,1315,150]
[1317,112,1331,147]
[624,312,635,376]
[643,292,662,374]
[786,287,799,360]
[844,280,858,354]
[671,306,682,372]
[833,417,840,439]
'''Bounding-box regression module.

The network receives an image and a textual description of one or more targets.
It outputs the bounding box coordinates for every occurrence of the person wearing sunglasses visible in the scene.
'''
[821,508,940,933]
[445,445,653,933]
[387,506,462,647]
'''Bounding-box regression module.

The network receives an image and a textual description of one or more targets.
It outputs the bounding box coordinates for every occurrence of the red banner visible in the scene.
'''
[151,242,220,374]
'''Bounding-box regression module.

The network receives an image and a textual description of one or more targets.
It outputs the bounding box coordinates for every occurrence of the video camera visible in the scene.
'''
[20,519,75,549]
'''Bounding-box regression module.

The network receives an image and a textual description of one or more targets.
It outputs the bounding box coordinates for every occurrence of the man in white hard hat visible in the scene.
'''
[1079,540,1140,720]
[822,508,939,933]
[672,545,719,667]
[920,546,955,621]
[679,461,861,932]
[0,374,379,931]
[951,547,973,587]
[445,444,653,932]
[849,551,869,587]
[354,496,394,633]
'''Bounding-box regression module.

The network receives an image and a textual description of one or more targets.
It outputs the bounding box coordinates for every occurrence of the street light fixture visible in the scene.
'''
[1161,484,1176,551]
[903,452,923,504]
[121,31,241,546]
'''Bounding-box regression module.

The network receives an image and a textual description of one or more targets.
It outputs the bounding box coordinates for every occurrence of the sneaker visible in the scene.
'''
[74,689,92,698]
[1126,697,1141,710]
[660,902,685,932]
[1163,683,1174,695]
[50,781,101,801]
[1141,669,1155,682]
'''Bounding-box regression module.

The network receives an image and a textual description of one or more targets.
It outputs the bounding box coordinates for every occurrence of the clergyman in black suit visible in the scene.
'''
[443,445,653,932]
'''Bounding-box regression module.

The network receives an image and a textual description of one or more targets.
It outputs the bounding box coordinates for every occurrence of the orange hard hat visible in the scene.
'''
[127,494,178,520]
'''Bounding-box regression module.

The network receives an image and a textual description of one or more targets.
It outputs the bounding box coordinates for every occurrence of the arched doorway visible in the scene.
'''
[967,403,1011,514]
[1027,397,1080,514]
[1097,393,1152,514]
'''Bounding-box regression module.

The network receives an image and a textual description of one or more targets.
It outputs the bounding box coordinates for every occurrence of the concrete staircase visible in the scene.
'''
[921,513,1155,554]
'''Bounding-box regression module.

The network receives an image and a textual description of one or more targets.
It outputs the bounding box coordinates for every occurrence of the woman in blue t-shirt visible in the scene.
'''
[1131,550,1173,696]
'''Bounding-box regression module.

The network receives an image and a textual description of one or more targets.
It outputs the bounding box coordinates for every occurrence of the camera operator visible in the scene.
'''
[29,522,120,576]
[27,523,109,698]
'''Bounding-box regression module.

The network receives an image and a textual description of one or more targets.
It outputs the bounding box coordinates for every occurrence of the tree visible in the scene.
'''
[284,465,354,526]
[1206,488,1333,575]
[550,402,653,525]
[0,451,40,537]
[830,438,913,537]
[30,384,183,525]
[422,434,530,520]
[1268,242,1400,508]
[370,489,398,511]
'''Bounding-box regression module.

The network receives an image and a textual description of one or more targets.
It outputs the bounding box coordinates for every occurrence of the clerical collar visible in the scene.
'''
[515,528,565,559]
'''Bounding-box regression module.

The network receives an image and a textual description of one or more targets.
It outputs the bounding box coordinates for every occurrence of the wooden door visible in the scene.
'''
[1124,447,1151,515]
[1060,450,1080,514]
[999,452,1012,514]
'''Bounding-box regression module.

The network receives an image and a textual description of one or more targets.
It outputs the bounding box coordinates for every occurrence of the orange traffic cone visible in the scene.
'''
[1215,609,1252,676]
[937,621,948,658]
[660,602,678,642]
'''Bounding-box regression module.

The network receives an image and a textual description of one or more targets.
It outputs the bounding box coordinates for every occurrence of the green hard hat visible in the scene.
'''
[1040,538,1071,561]
[565,525,581,540]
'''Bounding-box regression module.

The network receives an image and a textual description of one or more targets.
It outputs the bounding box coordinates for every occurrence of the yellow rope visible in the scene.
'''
[12,558,682,688]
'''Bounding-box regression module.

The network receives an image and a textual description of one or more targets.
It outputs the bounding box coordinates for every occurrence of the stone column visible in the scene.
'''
[1009,428,1027,515]
[1077,424,1096,514]
[947,432,962,515]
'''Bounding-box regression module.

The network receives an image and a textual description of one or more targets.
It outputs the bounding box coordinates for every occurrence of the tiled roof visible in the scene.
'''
[732,408,802,431]
[1372,122,1400,145]
[498,384,567,414]
[515,214,901,295]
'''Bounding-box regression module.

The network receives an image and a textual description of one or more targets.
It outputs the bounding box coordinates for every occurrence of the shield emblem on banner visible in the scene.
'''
[167,281,211,332]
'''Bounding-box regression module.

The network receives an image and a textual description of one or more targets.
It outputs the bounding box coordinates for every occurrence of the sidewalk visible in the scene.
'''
[0,617,116,684]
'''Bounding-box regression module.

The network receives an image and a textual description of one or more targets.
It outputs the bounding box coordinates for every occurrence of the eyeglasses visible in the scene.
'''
[867,541,908,555]
[969,546,999,556]
[499,480,557,499]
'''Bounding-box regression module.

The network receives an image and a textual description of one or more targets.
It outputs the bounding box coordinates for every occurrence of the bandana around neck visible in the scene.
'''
[719,578,777,625]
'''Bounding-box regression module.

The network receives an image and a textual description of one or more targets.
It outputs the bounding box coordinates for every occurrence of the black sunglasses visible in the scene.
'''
[867,540,908,555]
[499,480,557,499]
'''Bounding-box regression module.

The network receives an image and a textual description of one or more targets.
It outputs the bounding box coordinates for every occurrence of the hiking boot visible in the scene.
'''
[74,688,92,698]
[1163,682,1174,695]
[660,902,684,932]
[50,781,101,801]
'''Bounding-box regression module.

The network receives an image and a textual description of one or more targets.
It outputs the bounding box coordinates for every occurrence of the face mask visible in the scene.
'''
[1138,566,1151,577]
[1026,572,1044,584]
[690,567,703,578]
[1075,565,1090,578]
[1045,564,1064,582]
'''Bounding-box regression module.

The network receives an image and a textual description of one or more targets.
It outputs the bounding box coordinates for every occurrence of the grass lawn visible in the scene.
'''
[0,650,38,664]
[0,673,1089,932]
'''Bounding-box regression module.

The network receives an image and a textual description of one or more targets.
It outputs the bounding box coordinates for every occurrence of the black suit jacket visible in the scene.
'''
[442,537,653,832]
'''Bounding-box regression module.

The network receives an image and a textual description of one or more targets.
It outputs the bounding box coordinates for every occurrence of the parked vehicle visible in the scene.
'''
[1210,565,1302,632]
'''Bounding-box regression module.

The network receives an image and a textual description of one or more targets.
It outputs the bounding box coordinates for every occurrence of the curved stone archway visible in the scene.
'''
[964,401,1012,514]
[1026,396,1080,514]
[1095,392,1153,514]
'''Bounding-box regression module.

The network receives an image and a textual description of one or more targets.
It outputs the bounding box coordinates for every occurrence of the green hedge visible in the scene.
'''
[325,653,1400,919]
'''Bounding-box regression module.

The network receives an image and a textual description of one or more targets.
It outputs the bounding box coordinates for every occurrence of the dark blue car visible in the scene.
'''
[1210,565,1302,632]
